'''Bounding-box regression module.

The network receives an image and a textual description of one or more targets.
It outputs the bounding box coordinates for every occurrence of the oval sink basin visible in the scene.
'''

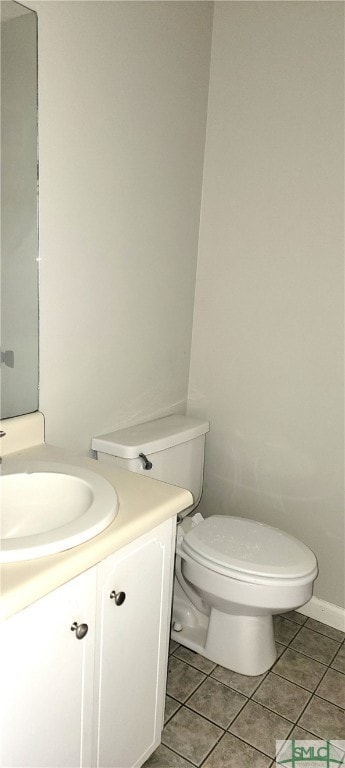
[0,460,118,563]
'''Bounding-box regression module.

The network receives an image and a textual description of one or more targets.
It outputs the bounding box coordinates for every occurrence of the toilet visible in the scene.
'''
[92,415,318,676]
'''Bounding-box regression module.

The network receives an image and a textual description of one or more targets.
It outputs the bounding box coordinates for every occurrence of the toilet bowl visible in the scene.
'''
[172,514,318,675]
[92,414,318,676]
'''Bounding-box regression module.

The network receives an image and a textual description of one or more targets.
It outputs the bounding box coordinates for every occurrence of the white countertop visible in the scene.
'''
[0,443,192,620]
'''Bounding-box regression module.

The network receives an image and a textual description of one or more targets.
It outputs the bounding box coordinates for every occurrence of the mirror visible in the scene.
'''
[1,0,38,419]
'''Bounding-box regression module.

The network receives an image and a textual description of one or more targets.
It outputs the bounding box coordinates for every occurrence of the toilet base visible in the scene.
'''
[205,607,277,675]
[171,594,209,653]
[171,592,277,675]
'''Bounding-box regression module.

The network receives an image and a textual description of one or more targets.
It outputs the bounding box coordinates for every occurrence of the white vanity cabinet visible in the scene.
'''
[0,517,175,768]
[92,518,175,768]
[0,567,96,768]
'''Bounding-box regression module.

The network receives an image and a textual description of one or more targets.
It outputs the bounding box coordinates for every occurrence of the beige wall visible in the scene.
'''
[22,1,344,609]
[188,2,344,607]
[26,0,213,452]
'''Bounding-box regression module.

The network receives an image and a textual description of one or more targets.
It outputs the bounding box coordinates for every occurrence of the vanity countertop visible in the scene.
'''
[0,442,192,620]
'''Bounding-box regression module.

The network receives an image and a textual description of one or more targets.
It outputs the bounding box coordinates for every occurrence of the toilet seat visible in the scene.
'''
[181,516,318,587]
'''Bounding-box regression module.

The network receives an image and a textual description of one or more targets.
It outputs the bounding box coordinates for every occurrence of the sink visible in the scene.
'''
[0,460,118,563]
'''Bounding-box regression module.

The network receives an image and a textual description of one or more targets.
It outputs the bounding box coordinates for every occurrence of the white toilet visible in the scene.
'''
[92,415,318,676]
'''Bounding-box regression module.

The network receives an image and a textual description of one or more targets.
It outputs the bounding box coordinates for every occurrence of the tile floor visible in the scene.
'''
[144,612,345,768]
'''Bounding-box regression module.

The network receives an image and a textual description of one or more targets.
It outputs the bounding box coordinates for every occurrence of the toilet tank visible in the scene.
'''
[92,415,209,514]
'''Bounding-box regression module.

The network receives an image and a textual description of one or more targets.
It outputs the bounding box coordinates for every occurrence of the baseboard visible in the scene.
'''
[297,596,345,632]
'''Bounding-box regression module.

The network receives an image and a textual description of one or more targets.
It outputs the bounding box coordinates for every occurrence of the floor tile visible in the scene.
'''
[229,699,293,758]
[289,725,320,739]
[316,668,345,710]
[162,707,223,767]
[272,647,327,691]
[281,611,307,626]
[305,618,345,643]
[332,643,345,674]
[165,695,181,724]
[170,640,180,655]
[202,732,271,767]
[253,672,311,721]
[273,616,301,645]
[290,627,341,665]
[173,646,217,674]
[158,616,344,767]
[298,695,345,739]
[144,743,195,767]
[167,657,206,703]
[276,642,285,658]
[186,677,246,728]
[211,664,266,696]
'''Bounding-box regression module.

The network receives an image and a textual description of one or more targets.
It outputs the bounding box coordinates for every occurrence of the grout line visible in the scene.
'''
[285,622,329,733]
[164,699,182,726]
[312,655,344,697]
[273,622,304,648]
[197,727,226,768]
[291,712,325,741]
[269,667,325,695]
[209,668,271,698]
[328,642,344,665]
[285,626,345,738]
[174,655,272,719]
[171,650,217,676]
[224,725,278,761]
[313,689,345,711]
[279,612,308,627]
[183,671,211,701]
[183,699,240,731]
[185,683,250,731]
[284,640,341,667]
[198,730,275,767]
[270,668,321,695]
[289,624,342,657]
[170,653,259,705]
[159,739,197,766]
[303,619,345,643]
[230,694,296,727]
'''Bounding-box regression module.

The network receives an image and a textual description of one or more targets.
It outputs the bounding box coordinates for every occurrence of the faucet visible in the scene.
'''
[0,430,6,464]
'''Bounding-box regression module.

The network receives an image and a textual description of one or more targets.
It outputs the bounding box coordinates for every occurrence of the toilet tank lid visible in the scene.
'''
[92,415,210,459]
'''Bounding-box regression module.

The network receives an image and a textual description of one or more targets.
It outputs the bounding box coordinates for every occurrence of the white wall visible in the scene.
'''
[26,0,213,452]
[188,2,344,607]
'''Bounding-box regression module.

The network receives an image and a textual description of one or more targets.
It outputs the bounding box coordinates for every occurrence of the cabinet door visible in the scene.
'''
[93,518,175,768]
[0,568,96,768]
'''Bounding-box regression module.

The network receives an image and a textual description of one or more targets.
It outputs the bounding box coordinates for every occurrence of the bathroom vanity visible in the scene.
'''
[0,417,192,768]
[1,520,175,768]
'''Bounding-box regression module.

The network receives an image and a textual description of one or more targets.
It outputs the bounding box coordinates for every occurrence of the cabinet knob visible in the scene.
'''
[110,590,126,606]
[71,621,88,639]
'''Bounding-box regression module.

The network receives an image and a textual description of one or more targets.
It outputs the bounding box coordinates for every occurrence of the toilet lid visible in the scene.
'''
[181,516,317,582]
